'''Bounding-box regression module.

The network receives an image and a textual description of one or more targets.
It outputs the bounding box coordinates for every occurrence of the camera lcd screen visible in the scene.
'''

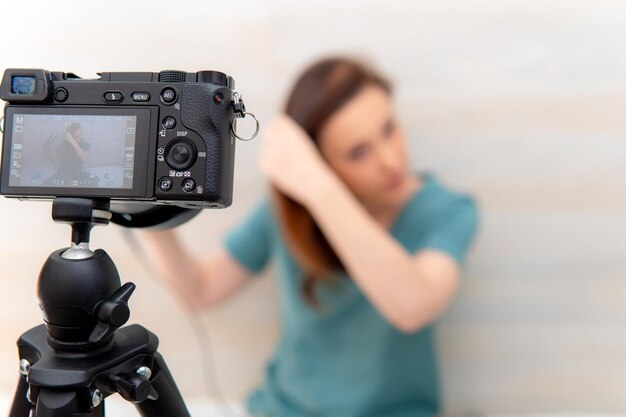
[8,114,137,189]
[11,76,36,95]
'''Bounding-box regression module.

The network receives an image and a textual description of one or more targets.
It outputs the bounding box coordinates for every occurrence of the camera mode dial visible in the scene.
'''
[164,138,198,171]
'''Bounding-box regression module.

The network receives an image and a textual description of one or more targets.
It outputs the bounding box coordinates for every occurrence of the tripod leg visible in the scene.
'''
[9,376,30,417]
[134,352,191,417]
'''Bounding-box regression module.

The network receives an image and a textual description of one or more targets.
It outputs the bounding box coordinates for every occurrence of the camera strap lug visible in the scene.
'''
[231,91,260,141]
[232,91,247,118]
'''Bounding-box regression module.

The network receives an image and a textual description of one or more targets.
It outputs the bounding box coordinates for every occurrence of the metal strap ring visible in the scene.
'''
[231,112,259,141]
[0,116,4,134]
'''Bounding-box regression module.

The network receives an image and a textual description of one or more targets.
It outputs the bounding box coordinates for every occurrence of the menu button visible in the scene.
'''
[132,92,150,102]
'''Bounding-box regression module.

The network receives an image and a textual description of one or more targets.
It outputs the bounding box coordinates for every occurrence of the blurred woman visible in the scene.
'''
[44,122,92,185]
[144,57,479,417]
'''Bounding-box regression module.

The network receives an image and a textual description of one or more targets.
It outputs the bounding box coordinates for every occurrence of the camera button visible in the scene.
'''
[162,117,176,130]
[131,92,151,102]
[103,91,124,102]
[161,88,177,104]
[53,88,69,102]
[164,138,197,171]
[159,177,173,192]
[182,179,196,193]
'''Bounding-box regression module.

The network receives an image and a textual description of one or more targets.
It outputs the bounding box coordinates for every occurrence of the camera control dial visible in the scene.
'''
[164,138,197,171]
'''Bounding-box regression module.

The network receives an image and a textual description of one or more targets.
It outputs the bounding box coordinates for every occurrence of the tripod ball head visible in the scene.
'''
[37,248,125,350]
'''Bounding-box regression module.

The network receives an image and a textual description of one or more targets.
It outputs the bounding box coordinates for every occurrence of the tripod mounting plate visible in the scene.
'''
[18,324,158,388]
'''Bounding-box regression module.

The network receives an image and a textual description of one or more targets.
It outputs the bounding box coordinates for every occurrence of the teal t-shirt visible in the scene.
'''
[224,173,479,417]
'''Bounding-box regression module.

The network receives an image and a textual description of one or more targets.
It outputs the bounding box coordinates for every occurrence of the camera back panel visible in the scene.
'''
[0,69,237,208]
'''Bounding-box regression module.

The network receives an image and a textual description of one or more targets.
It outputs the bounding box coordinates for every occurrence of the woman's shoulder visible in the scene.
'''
[426,174,476,209]
[406,172,479,226]
[400,173,479,261]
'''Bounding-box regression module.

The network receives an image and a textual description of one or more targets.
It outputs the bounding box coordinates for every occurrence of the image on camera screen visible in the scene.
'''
[8,114,137,189]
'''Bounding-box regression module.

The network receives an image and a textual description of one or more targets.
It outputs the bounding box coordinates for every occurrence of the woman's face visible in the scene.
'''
[318,85,414,210]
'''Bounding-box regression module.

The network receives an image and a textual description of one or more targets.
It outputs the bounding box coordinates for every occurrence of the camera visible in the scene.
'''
[0,68,241,210]
[1,68,257,416]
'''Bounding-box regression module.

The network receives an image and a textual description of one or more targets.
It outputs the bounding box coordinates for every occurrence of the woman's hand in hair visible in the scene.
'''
[260,114,341,207]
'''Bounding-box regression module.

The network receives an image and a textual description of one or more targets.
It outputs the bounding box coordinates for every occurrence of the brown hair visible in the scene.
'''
[272,57,392,304]
[66,122,82,135]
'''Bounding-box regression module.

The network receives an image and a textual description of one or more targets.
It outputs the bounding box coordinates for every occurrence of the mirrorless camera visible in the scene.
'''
[0,68,242,210]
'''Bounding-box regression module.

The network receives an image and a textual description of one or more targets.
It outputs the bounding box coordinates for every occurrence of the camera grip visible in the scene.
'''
[181,84,236,206]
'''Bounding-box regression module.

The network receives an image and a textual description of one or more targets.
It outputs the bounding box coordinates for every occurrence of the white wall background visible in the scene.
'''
[1,0,625,415]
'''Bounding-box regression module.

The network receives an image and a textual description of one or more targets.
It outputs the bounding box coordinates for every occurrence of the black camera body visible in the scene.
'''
[0,68,239,209]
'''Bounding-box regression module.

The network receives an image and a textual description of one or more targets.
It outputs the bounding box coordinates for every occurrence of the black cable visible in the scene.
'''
[119,228,246,417]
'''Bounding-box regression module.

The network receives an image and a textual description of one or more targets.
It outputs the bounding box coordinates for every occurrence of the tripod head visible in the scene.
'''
[39,198,135,351]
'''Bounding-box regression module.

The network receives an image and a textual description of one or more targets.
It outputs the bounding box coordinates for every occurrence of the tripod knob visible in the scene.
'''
[89,283,136,344]
[109,372,159,403]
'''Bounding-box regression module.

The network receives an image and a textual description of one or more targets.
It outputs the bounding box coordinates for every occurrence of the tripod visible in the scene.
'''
[8,198,191,417]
